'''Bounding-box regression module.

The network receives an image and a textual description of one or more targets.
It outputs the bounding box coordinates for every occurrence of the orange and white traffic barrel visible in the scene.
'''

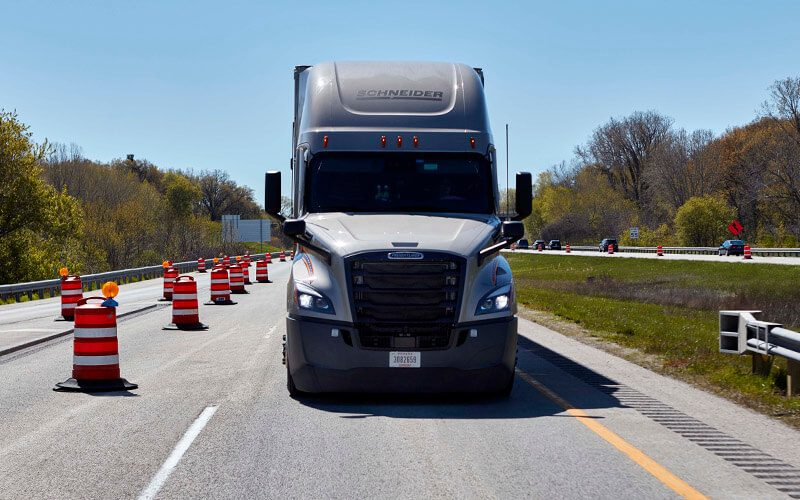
[289,250,294,260]
[205,266,236,305]
[744,245,752,259]
[608,244,614,254]
[280,251,286,262]
[241,261,251,284]
[256,259,269,283]
[229,264,247,294]
[657,246,663,256]
[198,257,206,272]
[160,263,178,301]
[244,253,251,265]
[58,268,83,321]
[565,244,571,253]
[164,276,208,330]
[54,282,137,392]
[223,255,230,267]
[266,253,272,264]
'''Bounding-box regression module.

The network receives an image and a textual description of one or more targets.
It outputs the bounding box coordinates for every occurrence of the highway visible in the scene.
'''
[2,262,800,499]
[510,248,800,265]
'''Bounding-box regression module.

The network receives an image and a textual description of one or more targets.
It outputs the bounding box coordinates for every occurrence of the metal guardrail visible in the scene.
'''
[518,246,800,257]
[719,310,800,396]
[0,253,278,303]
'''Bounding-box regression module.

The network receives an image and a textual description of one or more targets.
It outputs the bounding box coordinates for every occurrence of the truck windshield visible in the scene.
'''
[306,153,494,214]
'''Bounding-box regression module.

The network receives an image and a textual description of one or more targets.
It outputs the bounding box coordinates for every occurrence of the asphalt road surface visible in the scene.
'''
[2,262,799,499]
[508,248,800,265]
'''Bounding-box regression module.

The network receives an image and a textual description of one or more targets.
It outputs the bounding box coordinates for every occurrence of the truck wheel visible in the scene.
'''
[494,373,515,398]
[286,363,303,398]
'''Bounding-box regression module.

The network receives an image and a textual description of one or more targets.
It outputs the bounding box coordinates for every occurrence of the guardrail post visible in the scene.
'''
[788,359,800,397]
[751,353,773,376]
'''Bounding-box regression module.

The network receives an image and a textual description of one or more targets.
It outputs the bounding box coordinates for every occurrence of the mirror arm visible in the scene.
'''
[477,238,513,266]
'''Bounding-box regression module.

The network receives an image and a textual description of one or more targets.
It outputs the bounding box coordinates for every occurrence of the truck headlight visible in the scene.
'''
[294,282,335,315]
[476,284,512,315]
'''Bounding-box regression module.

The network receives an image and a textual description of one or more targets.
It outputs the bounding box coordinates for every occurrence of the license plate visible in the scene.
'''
[389,351,420,368]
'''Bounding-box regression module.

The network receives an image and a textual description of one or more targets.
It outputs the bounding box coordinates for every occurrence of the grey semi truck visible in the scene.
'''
[265,61,531,395]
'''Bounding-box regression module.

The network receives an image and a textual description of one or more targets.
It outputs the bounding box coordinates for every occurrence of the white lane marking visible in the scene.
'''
[138,405,218,500]
[265,324,278,339]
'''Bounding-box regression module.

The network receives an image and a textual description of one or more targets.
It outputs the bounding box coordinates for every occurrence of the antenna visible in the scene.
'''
[505,124,509,219]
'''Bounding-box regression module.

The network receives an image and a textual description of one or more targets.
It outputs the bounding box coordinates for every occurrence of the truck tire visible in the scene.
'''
[494,373,515,398]
[286,363,304,398]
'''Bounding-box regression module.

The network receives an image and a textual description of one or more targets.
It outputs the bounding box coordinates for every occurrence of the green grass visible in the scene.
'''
[242,242,282,254]
[507,253,800,425]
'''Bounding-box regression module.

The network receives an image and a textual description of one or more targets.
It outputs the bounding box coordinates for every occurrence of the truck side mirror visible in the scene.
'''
[515,172,532,220]
[501,221,524,240]
[283,219,306,237]
[265,171,282,217]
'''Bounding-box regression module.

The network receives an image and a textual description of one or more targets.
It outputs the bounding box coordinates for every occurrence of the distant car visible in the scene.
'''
[548,240,561,250]
[599,238,619,252]
[516,239,529,249]
[719,239,746,256]
[533,240,546,250]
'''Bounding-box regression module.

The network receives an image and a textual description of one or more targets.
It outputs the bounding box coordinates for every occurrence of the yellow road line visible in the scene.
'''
[515,368,709,500]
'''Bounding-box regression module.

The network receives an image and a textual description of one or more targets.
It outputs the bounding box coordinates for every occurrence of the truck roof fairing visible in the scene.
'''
[294,61,493,154]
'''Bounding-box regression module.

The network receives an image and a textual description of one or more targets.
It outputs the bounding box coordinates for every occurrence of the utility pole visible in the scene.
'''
[505,124,509,220]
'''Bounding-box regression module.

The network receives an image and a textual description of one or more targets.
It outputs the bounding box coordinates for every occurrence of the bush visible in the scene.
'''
[674,196,736,246]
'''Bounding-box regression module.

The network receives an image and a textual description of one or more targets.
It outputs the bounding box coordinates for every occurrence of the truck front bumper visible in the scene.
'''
[285,316,517,393]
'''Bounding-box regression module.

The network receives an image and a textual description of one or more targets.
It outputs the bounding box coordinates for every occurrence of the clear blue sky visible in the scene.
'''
[2,0,798,206]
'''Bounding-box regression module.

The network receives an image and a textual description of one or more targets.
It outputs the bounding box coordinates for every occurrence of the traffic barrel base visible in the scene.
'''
[204,298,237,305]
[54,377,137,392]
[163,322,208,331]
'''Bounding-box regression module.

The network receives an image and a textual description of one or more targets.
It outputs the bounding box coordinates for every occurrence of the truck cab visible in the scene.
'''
[265,61,531,395]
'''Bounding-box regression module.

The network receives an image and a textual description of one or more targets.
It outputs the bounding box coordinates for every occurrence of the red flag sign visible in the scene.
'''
[727,220,743,236]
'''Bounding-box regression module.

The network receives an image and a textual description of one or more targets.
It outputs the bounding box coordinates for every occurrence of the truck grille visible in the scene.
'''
[349,255,463,350]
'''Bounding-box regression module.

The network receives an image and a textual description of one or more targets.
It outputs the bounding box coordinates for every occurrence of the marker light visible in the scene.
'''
[470,137,476,149]
[236,256,241,261]
[413,136,418,148]
[102,281,119,299]
[162,261,169,269]
[59,267,68,277]
[397,136,402,147]
[381,136,386,147]
[213,258,219,263]
[323,136,328,148]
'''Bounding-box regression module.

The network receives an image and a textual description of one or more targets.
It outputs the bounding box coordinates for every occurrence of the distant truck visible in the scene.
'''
[265,61,531,396]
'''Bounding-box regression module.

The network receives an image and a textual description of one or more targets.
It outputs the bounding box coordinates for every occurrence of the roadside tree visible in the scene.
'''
[674,195,736,247]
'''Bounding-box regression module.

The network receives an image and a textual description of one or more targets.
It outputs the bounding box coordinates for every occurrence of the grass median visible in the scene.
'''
[506,252,800,427]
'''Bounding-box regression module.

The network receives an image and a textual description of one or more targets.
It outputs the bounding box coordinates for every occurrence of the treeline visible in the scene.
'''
[525,77,800,247]
[0,110,264,284]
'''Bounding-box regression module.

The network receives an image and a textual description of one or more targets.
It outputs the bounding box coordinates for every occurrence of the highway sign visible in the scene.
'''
[728,220,743,236]
[630,227,639,239]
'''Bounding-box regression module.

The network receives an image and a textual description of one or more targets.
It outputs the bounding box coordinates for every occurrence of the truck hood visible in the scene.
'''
[304,213,499,257]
